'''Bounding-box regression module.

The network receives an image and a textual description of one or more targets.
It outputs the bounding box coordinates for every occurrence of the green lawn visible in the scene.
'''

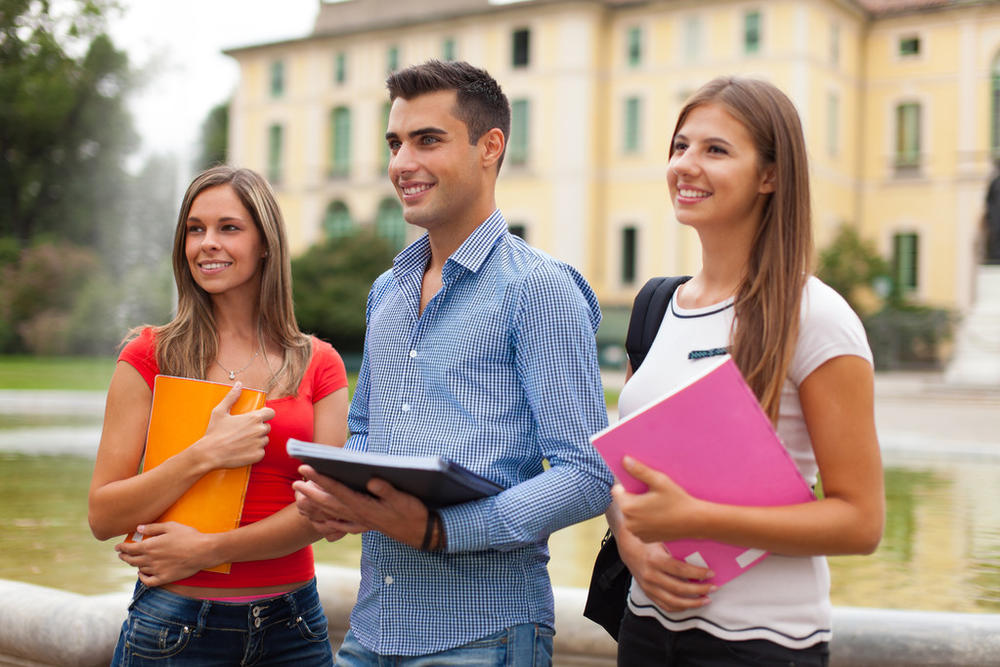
[0,356,116,391]
[0,355,620,409]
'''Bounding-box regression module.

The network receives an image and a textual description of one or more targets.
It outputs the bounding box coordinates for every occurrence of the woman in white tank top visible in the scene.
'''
[607,77,884,666]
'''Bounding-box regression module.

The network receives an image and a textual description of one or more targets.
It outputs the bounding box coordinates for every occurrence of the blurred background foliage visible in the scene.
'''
[291,229,395,355]
[816,224,955,370]
[0,0,955,367]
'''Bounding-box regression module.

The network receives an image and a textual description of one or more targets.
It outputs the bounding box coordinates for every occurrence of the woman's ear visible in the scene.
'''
[759,164,777,194]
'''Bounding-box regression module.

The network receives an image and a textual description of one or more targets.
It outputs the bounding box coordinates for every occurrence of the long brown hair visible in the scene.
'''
[151,166,310,396]
[673,77,813,422]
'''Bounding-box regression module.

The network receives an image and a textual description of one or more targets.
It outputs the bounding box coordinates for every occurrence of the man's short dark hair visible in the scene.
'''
[387,60,511,170]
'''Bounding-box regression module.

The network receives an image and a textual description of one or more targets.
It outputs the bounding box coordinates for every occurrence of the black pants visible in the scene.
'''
[617,610,829,666]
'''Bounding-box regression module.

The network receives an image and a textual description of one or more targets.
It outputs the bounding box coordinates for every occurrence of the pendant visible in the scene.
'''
[229,371,236,380]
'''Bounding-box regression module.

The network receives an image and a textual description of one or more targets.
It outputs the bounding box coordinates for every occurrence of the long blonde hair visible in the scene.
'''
[151,166,310,396]
[673,77,813,422]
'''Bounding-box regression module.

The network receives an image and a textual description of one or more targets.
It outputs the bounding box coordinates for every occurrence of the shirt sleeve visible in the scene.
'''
[309,337,348,402]
[118,326,158,390]
[345,276,388,453]
[439,261,614,552]
[789,278,874,386]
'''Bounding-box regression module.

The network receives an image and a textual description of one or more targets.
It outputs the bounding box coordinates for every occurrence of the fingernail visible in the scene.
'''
[709,585,719,592]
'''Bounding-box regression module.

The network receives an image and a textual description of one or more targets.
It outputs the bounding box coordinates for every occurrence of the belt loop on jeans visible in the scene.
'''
[127,582,149,611]
[284,588,300,621]
[195,600,211,638]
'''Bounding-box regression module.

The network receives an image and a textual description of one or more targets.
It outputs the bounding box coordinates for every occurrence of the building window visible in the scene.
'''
[830,23,840,66]
[899,35,920,57]
[329,106,351,179]
[334,52,346,85]
[894,102,921,171]
[512,28,530,68]
[270,60,285,98]
[743,11,761,55]
[509,99,530,166]
[892,232,919,292]
[827,92,839,158]
[380,101,392,171]
[442,37,456,61]
[991,55,1000,157]
[624,97,641,154]
[626,26,642,67]
[376,197,406,251]
[323,201,352,238]
[621,227,637,284]
[508,223,526,240]
[387,45,399,73]
[267,124,283,184]
[684,16,702,63]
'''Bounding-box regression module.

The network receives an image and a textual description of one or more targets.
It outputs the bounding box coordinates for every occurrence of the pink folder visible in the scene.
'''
[592,357,815,586]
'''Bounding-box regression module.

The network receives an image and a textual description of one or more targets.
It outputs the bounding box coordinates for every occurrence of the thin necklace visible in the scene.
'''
[216,349,260,381]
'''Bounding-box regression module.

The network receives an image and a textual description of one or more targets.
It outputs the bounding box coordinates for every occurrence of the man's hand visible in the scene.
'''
[292,464,432,549]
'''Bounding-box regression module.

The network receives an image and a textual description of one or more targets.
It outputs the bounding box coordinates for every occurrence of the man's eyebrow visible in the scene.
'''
[384,127,449,141]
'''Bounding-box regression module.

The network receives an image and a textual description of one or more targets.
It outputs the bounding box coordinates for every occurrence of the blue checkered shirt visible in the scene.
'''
[343,210,612,655]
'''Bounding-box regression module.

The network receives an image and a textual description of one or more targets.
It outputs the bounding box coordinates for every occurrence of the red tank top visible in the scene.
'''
[118,327,347,587]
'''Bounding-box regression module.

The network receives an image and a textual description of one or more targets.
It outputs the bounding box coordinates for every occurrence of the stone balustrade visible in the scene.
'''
[2,566,999,666]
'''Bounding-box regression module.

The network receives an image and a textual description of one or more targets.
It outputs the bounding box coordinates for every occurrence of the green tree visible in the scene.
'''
[816,224,889,315]
[292,229,396,353]
[0,0,137,249]
[196,101,229,171]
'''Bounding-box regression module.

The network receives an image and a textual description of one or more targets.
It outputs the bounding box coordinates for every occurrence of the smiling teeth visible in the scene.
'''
[680,189,709,198]
[402,184,432,195]
[201,262,230,270]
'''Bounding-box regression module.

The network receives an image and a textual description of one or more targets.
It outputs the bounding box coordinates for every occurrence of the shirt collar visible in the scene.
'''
[392,209,507,280]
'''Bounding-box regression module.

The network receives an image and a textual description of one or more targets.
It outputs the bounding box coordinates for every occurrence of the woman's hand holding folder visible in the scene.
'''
[194,382,275,471]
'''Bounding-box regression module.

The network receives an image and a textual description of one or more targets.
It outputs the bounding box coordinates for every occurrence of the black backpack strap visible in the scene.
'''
[625,275,692,371]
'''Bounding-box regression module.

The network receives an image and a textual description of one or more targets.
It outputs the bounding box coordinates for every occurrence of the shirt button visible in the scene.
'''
[385,575,394,585]
[401,403,410,412]
[409,349,417,358]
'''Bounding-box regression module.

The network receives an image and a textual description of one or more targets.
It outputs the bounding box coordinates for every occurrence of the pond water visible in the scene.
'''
[1,442,998,613]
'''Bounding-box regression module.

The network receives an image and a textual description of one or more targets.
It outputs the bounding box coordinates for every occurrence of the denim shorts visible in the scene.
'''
[111,579,333,666]
[334,624,554,666]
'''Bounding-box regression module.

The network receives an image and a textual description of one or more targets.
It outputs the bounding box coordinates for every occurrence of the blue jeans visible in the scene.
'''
[111,579,333,666]
[334,624,554,666]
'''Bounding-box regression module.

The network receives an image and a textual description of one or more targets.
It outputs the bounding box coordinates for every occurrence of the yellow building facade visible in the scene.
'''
[225,0,1000,346]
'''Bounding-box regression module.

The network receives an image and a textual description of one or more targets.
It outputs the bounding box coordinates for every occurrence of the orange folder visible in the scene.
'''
[124,375,267,574]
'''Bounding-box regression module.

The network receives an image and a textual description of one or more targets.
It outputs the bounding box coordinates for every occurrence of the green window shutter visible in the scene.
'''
[624,97,641,154]
[376,197,406,251]
[270,61,284,98]
[330,107,351,178]
[744,12,761,54]
[627,27,642,67]
[268,124,283,184]
[323,201,353,238]
[509,99,530,166]
[895,103,921,169]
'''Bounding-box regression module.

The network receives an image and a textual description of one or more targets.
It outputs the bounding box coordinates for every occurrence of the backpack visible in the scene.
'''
[582,275,691,641]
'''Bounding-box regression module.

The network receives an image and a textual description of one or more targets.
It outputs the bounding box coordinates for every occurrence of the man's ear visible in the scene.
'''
[759,164,777,194]
[480,128,505,170]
